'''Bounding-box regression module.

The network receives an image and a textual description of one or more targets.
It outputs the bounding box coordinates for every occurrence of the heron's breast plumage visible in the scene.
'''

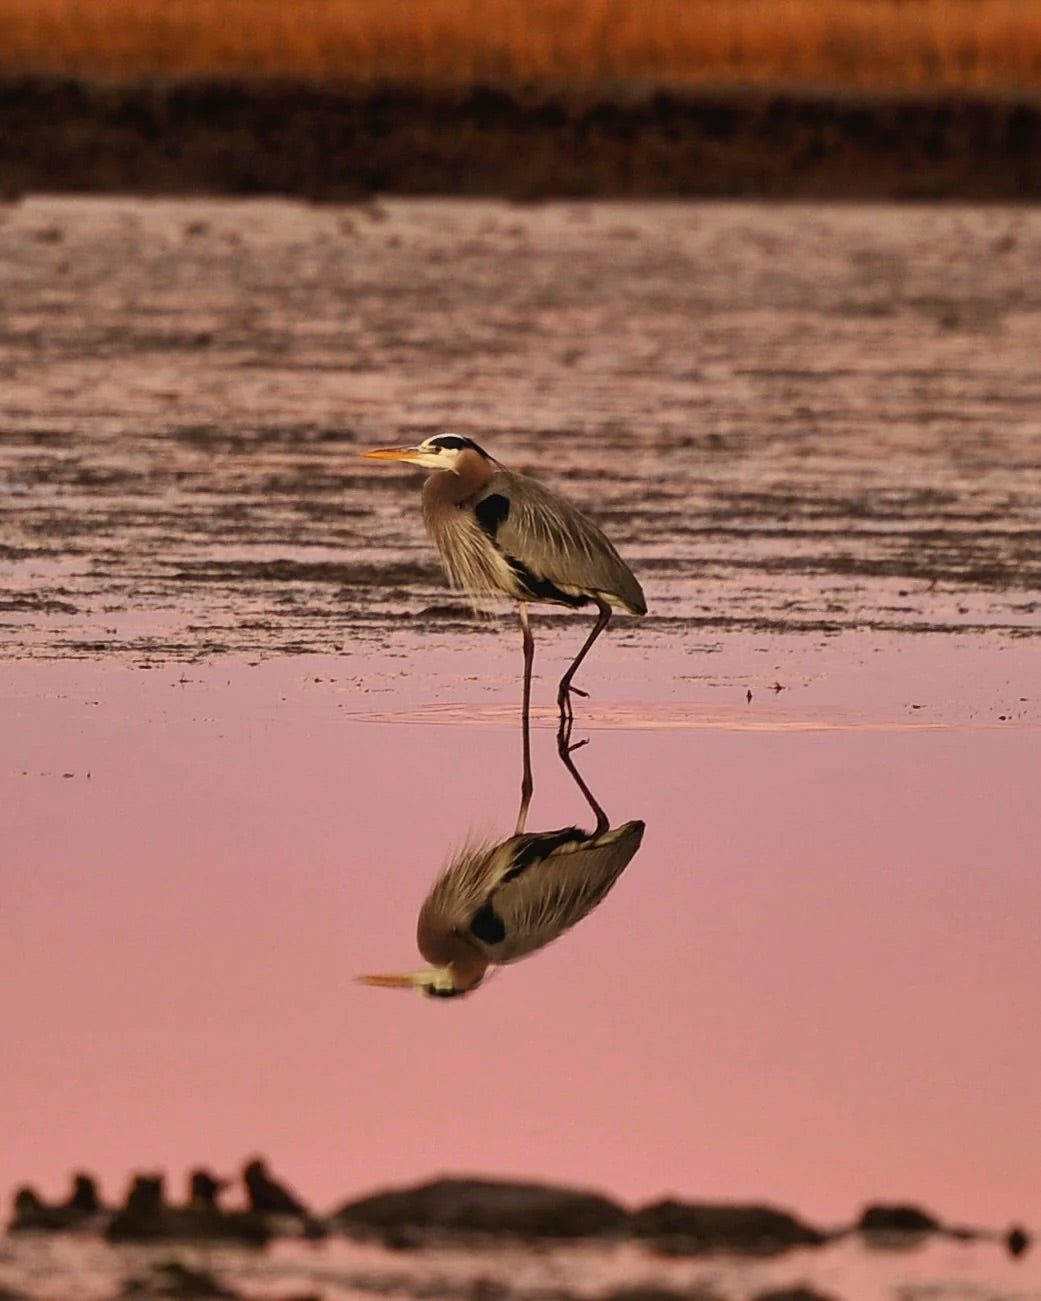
[422,476,523,605]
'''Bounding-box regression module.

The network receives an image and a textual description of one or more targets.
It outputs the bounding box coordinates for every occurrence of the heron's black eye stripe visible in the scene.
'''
[474,493,510,537]
[470,903,507,945]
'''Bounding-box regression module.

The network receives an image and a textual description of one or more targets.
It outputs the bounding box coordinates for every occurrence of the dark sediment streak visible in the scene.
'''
[3,76,1041,199]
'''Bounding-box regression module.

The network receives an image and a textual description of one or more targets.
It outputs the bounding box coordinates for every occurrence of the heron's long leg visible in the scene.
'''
[515,602,535,835]
[556,598,612,726]
[556,715,609,835]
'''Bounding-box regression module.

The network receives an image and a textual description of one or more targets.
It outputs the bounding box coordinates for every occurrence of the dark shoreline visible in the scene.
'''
[7,1167,1031,1259]
[3,75,1041,200]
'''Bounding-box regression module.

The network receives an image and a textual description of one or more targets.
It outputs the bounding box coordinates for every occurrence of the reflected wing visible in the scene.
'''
[476,471,646,614]
[477,820,646,964]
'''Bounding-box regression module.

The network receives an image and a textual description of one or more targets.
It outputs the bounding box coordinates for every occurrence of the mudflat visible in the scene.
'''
[2,196,1039,665]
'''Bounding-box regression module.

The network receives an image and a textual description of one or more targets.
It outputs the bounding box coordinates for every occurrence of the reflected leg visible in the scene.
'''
[515,602,535,835]
[556,715,609,836]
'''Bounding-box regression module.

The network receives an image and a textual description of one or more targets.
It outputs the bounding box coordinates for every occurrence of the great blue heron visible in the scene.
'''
[356,720,645,998]
[360,435,646,735]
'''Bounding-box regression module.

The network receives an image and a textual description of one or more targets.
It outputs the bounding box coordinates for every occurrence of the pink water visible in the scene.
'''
[1,195,1039,1300]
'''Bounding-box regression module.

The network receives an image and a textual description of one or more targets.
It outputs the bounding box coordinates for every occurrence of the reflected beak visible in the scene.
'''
[360,446,419,461]
[355,971,424,989]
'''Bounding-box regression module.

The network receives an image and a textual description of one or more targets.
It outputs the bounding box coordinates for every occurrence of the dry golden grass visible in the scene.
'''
[1,0,1040,92]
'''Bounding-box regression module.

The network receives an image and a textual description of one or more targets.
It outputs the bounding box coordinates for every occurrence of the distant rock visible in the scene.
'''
[856,1204,941,1235]
[8,1172,105,1232]
[1007,1224,1031,1257]
[630,1199,828,1255]
[242,1157,308,1216]
[336,1176,629,1243]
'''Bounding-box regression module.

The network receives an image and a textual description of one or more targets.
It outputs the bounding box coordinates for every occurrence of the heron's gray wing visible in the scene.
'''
[474,471,646,614]
[470,820,645,964]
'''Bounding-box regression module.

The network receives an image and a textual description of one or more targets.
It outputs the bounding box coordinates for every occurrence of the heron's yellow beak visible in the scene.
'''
[355,971,426,989]
[360,447,418,461]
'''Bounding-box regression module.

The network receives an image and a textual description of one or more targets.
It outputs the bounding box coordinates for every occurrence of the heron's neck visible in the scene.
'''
[420,935,488,992]
[422,448,494,508]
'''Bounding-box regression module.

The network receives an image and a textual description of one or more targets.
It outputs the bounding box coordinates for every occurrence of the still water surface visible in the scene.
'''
[1,197,1039,1300]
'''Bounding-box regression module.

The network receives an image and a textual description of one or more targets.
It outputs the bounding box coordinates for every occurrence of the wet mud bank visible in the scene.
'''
[4,77,1041,199]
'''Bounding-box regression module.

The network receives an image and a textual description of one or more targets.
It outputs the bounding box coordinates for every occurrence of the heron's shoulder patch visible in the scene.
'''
[469,903,507,944]
[474,492,510,537]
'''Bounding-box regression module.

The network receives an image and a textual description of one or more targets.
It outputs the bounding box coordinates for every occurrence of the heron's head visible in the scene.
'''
[355,965,484,999]
[360,434,490,473]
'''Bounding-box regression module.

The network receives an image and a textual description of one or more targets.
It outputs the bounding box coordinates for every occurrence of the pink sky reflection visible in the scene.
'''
[2,639,1039,1235]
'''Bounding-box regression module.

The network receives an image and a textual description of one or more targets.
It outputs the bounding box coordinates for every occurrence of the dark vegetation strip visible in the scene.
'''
[3,77,1041,199]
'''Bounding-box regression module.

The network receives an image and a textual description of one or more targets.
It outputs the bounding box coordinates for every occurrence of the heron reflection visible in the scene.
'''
[357,723,644,999]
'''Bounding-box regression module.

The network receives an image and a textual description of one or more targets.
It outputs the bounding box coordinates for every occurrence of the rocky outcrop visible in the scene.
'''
[630,1198,829,1255]
[336,1176,629,1244]
[1006,1225,1031,1257]
[5,1164,1029,1267]
[856,1203,942,1235]
[855,1204,1031,1260]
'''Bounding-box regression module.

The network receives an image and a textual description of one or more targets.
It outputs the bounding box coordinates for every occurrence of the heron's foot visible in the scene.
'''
[556,680,589,723]
[555,709,589,757]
